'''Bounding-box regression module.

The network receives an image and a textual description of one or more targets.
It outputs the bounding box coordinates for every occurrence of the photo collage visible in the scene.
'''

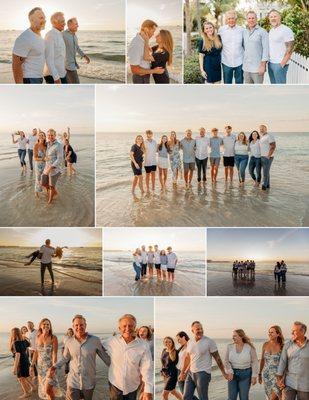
[0,1,308,400]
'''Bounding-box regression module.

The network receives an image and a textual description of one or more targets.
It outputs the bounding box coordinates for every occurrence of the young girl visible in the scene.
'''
[132,248,142,281]
[160,250,168,281]
[9,327,36,399]
[64,138,77,175]
[157,135,170,190]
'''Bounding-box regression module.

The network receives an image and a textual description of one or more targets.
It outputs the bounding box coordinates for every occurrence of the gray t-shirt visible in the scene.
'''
[180,138,196,163]
[210,137,223,158]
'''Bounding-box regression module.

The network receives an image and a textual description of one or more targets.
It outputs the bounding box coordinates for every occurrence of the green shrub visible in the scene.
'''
[184,53,204,84]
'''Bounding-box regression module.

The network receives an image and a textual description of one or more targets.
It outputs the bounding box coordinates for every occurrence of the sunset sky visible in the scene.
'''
[207,228,309,262]
[0,0,125,31]
[96,85,309,133]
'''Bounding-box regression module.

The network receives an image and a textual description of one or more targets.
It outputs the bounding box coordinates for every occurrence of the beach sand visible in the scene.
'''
[0,357,109,400]
[0,64,119,84]
[207,270,309,296]
[0,261,102,296]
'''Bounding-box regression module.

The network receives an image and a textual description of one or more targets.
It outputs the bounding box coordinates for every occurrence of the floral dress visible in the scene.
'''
[262,351,282,399]
[37,344,62,399]
[34,148,46,193]
[169,143,182,182]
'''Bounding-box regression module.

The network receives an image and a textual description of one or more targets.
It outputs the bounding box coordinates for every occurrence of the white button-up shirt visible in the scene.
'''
[218,25,244,68]
[44,28,66,80]
[103,335,153,395]
[128,34,151,69]
[195,136,210,160]
[28,135,38,150]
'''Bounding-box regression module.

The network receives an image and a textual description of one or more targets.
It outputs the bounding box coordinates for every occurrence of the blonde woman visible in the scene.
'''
[151,30,174,84]
[169,131,182,186]
[225,329,259,400]
[198,21,222,83]
[130,135,146,195]
[235,132,249,185]
[34,131,47,197]
[161,337,182,400]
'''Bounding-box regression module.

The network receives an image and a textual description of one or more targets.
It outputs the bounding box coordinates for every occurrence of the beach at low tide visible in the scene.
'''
[0,247,102,296]
[0,134,95,227]
[104,250,205,296]
[96,132,309,227]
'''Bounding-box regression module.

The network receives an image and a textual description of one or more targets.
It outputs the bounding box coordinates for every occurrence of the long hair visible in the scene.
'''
[164,336,177,361]
[55,247,63,259]
[158,135,170,152]
[237,132,248,145]
[37,318,54,338]
[234,329,255,348]
[269,325,285,349]
[249,130,260,143]
[201,22,222,52]
[135,135,146,153]
[137,326,152,341]
[158,30,174,65]
[169,131,179,147]
[9,327,23,352]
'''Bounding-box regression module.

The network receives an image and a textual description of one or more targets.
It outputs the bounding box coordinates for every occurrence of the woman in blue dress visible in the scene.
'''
[33,131,47,198]
[198,21,222,84]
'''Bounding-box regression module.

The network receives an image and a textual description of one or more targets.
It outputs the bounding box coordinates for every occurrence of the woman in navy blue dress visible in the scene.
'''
[198,21,222,84]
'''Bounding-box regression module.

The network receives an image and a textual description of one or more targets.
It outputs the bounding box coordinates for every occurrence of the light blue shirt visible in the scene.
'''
[46,140,63,176]
[243,25,269,73]
[180,138,196,163]
[210,137,223,158]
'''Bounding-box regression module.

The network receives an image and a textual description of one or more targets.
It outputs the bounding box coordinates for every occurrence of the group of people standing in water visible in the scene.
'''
[232,260,256,279]
[12,127,77,204]
[160,320,309,400]
[130,125,276,194]
[133,245,178,282]
[9,314,154,400]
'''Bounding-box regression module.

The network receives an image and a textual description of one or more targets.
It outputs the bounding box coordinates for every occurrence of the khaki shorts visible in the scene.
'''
[41,172,61,187]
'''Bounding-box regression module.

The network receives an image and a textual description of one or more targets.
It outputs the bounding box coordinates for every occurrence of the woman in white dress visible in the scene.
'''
[157,135,170,190]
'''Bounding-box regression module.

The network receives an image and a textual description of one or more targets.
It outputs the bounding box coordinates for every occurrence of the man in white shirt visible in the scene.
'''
[154,245,162,279]
[12,7,46,84]
[39,239,56,287]
[103,314,153,400]
[222,125,236,182]
[259,124,276,191]
[44,12,67,84]
[218,11,244,84]
[179,321,228,400]
[26,321,38,378]
[268,10,294,84]
[166,247,178,282]
[195,127,209,184]
[144,130,157,191]
[128,20,164,84]
[27,128,38,171]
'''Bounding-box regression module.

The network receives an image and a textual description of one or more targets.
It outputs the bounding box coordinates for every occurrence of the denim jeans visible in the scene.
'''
[184,371,211,400]
[261,157,274,188]
[248,156,261,183]
[141,263,147,277]
[28,149,34,170]
[195,157,208,182]
[132,75,150,84]
[133,262,141,281]
[23,78,43,84]
[178,370,199,400]
[228,367,252,400]
[109,382,138,400]
[44,75,68,84]
[235,155,249,182]
[18,149,27,166]
[268,63,289,84]
[222,64,244,84]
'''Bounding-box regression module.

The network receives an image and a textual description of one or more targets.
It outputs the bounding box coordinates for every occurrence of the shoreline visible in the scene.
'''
[0,260,102,296]
[207,270,309,296]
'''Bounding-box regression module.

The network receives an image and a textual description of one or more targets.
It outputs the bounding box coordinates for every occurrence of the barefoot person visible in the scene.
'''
[9,327,36,399]
[181,130,196,189]
[209,128,223,183]
[224,329,259,400]
[154,245,162,280]
[158,135,170,190]
[160,250,168,281]
[167,247,178,282]
[161,337,182,400]
[234,132,249,186]
[64,138,77,175]
[195,127,209,184]
[12,131,28,172]
[223,126,236,182]
[144,130,157,192]
[276,321,309,400]
[147,246,155,278]
[12,7,46,84]
[128,20,164,84]
[260,125,276,191]
[26,321,38,380]
[248,130,261,187]
[41,129,63,204]
[51,314,110,400]
[179,321,229,400]
[44,12,67,84]
[259,326,285,400]
[34,131,47,197]
[150,30,174,84]
[39,239,56,288]
[28,129,38,171]
[103,314,153,400]
[141,245,148,278]
[169,131,182,186]
[130,135,145,195]
[132,248,142,282]
[62,18,90,84]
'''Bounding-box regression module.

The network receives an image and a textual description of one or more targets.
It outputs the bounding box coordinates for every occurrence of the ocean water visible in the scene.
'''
[0,134,95,227]
[155,338,266,400]
[127,25,182,83]
[104,250,205,296]
[208,261,309,277]
[0,30,125,82]
[96,132,309,227]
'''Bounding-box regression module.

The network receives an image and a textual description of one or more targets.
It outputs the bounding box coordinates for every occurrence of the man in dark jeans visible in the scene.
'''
[195,127,209,184]
[39,239,56,287]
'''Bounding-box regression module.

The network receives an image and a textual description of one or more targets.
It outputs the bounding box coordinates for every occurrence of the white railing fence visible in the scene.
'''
[287,52,309,84]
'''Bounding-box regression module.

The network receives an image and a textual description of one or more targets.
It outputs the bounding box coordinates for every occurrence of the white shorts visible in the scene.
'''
[158,157,169,169]
[161,264,167,271]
